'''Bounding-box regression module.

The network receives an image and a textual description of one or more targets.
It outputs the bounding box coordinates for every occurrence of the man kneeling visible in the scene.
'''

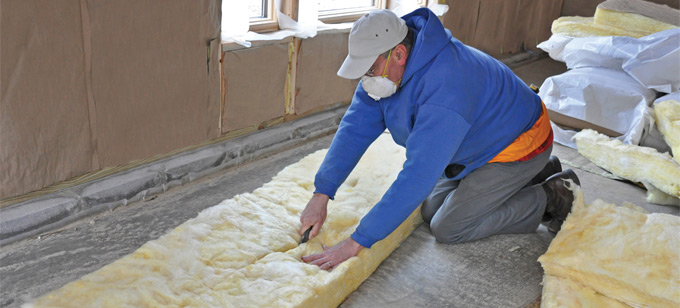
[299,8,579,271]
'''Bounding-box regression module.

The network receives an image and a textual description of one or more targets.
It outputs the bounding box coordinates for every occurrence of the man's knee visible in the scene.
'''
[429,219,470,244]
[421,197,440,224]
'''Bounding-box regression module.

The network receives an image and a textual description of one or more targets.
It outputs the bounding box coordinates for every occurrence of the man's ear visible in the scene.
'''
[394,44,408,66]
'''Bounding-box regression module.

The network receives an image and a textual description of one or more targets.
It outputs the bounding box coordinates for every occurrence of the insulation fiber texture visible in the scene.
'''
[574,129,680,204]
[539,187,680,307]
[24,134,423,308]
[552,5,677,38]
[654,99,680,164]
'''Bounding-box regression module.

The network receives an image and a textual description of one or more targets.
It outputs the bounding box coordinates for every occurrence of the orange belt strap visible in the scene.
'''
[488,102,552,164]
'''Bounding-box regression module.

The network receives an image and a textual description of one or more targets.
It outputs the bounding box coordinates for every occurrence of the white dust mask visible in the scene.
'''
[361,50,400,101]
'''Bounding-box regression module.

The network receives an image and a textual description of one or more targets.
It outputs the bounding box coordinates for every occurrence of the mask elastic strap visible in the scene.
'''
[382,49,401,85]
[381,49,392,78]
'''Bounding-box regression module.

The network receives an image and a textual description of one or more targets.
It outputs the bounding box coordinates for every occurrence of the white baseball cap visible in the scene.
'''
[337,10,408,79]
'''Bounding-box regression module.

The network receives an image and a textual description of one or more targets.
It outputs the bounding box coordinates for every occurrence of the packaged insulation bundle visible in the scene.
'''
[552,0,677,38]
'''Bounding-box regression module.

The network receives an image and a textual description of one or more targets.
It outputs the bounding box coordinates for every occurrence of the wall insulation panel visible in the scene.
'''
[0,0,94,199]
[443,0,563,56]
[88,0,211,167]
[295,32,358,116]
[222,43,288,133]
[0,0,221,201]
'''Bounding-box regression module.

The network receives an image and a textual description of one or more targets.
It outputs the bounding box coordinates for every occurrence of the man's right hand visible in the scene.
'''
[299,193,330,240]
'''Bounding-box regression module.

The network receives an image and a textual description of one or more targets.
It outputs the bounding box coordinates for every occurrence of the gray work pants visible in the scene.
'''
[421,146,551,244]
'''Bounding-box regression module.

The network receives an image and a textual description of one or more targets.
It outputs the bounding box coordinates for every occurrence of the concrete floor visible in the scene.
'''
[1,57,678,308]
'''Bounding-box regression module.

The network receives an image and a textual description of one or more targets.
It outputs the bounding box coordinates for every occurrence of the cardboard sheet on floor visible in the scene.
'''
[23,134,424,308]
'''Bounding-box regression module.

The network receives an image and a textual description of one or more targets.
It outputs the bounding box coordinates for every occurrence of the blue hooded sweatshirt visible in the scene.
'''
[314,8,542,248]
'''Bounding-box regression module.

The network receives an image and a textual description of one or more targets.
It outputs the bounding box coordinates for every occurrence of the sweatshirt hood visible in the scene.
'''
[400,8,453,85]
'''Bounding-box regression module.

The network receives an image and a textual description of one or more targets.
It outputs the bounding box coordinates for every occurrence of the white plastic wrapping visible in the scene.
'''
[276,0,319,39]
[540,67,656,147]
[221,1,250,46]
[537,35,574,62]
[623,30,680,93]
[539,29,680,93]
[222,0,322,47]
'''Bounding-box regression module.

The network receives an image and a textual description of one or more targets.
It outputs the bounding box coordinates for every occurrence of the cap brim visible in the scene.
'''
[337,54,379,79]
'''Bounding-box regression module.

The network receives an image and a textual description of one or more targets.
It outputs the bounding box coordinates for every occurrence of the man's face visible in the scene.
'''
[364,44,408,83]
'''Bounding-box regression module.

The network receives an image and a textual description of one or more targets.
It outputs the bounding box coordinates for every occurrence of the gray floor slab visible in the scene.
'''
[341,226,553,308]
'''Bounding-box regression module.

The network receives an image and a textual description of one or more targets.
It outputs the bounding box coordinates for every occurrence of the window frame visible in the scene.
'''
[318,0,387,24]
[240,0,434,33]
[248,0,279,33]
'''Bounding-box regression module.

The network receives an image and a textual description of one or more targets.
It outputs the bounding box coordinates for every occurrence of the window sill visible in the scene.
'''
[222,26,352,52]
[221,5,448,52]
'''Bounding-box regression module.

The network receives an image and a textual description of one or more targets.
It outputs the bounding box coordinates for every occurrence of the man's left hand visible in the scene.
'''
[301,237,364,271]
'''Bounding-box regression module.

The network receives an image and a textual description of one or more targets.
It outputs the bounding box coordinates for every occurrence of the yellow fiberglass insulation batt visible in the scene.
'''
[574,129,680,202]
[539,187,680,308]
[654,99,680,164]
[541,275,632,308]
[24,134,423,308]
[552,7,676,37]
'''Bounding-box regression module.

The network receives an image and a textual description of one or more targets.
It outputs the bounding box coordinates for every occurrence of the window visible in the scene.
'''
[225,0,421,38]
[248,0,268,19]
[247,0,278,32]
[319,0,386,23]
[318,0,377,12]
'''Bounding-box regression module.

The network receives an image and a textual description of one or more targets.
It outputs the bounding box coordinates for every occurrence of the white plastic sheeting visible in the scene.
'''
[537,35,573,62]
[538,29,680,148]
[539,29,680,93]
[222,0,321,47]
[540,67,656,148]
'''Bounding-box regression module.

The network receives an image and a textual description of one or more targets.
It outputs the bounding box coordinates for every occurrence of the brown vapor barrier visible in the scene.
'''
[222,43,289,133]
[220,32,359,135]
[1,0,222,201]
[295,32,360,117]
[442,0,564,57]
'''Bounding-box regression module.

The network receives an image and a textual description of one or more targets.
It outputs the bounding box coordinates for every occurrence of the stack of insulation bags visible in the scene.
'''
[537,0,680,206]
[535,1,680,307]
[538,0,678,149]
